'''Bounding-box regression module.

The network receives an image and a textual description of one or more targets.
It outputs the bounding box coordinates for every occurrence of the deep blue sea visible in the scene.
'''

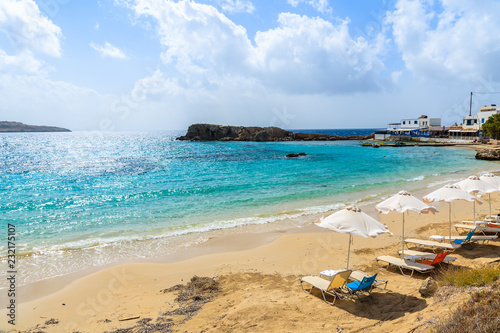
[0,130,497,285]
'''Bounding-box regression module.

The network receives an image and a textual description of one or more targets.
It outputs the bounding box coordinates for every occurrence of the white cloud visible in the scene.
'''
[252,13,385,93]
[0,0,63,57]
[90,42,127,59]
[286,0,332,15]
[0,73,115,130]
[387,0,500,82]
[124,0,386,95]
[214,0,254,14]
[0,49,43,73]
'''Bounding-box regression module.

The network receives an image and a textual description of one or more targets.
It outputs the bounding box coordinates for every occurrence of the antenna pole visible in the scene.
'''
[469,92,473,116]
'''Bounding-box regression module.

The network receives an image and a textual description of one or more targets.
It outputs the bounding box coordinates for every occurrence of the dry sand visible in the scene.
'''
[3,190,500,332]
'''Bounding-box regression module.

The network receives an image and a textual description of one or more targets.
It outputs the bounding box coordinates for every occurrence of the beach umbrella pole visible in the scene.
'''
[489,193,492,218]
[346,234,352,270]
[449,202,452,243]
[402,213,405,258]
[473,200,476,223]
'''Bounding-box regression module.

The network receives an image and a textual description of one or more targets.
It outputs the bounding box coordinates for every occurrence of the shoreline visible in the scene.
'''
[3,145,499,290]
[9,158,500,300]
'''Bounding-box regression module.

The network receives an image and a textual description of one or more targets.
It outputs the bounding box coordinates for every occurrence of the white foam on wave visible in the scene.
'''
[406,175,425,182]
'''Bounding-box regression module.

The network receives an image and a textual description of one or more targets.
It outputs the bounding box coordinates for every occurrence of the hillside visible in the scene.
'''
[0,121,70,132]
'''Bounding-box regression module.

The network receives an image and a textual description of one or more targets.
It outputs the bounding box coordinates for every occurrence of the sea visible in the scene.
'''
[1,129,498,287]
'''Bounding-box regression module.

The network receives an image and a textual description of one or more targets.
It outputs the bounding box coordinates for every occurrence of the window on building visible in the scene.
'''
[414,121,417,124]
[482,119,485,123]
[402,121,405,124]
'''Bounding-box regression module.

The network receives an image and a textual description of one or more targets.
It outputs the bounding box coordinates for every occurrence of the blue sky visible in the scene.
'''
[1,0,500,131]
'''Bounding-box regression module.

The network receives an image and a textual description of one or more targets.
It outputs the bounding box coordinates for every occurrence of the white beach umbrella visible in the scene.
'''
[375,191,438,257]
[479,172,500,217]
[423,184,482,243]
[316,206,392,270]
[455,175,498,222]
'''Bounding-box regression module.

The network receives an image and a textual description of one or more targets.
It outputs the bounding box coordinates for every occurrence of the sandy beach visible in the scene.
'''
[3,178,500,333]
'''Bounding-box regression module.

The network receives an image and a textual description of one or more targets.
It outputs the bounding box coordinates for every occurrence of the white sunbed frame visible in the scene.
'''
[300,270,352,305]
[449,233,498,245]
[376,255,434,277]
[320,269,388,290]
[397,249,457,263]
[404,238,461,253]
[454,223,500,236]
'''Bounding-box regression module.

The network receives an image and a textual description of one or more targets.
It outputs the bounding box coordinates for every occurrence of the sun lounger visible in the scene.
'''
[451,234,497,244]
[344,273,378,302]
[404,239,461,252]
[461,220,500,227]
[448,229,478,250]
[415,251,449,265]
[397,249,457,263]
[454,223,500,235]
[484,215,500,223]
[320,269,388,290]
[350,270,388,290]
[300,270,351,305]
[376,255,434,277]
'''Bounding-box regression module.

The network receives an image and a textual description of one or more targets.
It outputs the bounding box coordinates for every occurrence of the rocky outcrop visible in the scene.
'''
[0,121,70,132]
[475,148,500,160]
[419,277,438,297]
[286,153,307,158]
[177,124,373,142]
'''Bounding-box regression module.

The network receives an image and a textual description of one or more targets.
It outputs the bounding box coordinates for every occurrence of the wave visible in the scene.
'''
[406,175,425,182]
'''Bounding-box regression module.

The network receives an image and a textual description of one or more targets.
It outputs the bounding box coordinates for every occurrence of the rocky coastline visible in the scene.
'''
[475,147,500,160]
[176,124,373,142]
[0,121,71,132]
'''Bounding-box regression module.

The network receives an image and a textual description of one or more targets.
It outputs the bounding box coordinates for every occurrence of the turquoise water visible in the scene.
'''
[0,130,497,285]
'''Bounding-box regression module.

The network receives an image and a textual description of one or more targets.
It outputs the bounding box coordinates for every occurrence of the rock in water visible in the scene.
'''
[176,124,373,142]
[475,148,500,160]
[286,153,307,158]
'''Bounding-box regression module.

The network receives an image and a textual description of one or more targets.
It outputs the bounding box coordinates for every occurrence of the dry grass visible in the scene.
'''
[437,264,500,287]
[429,264,500,333]
[431,280,500,333]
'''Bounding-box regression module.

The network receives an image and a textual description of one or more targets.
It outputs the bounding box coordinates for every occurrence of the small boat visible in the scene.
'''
[361,142,372,146]
[372,143,380,148]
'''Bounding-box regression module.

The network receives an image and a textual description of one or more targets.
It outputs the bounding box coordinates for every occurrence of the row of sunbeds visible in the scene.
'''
[376,228,497,277]
[301,225,498,304]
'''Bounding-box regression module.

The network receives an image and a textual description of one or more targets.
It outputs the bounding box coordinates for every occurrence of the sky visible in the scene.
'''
[1,0,500,131]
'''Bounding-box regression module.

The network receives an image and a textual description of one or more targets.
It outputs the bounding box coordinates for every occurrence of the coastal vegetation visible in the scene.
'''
[482,113,500,140]
[431,265,500,333]
[437,264,500,287]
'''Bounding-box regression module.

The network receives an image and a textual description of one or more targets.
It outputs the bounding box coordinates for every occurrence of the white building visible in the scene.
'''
[462,104,499,129]
[449,104,500,141]
[375,116,442,140]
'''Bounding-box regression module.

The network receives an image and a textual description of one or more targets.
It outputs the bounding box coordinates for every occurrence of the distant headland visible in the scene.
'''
[177,124,373,141]
[0,121,71,133]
